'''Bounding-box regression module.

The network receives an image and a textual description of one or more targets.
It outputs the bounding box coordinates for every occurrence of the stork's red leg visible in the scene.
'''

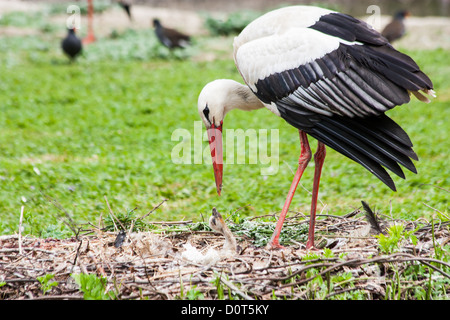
[305,141,326,250]
[268,130,311,249]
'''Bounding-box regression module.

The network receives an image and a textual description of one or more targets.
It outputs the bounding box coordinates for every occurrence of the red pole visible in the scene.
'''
[83,0,96,44]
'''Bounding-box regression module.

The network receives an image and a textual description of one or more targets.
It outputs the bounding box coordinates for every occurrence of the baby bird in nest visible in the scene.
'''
[209,207,238,253]
[181,208,238,265]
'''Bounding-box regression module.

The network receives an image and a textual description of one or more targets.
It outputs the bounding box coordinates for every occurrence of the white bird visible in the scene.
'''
[197,6,434,250]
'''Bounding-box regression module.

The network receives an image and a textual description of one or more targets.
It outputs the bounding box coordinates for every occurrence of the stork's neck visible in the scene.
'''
[222,227,237,253]
[224,81,265,114]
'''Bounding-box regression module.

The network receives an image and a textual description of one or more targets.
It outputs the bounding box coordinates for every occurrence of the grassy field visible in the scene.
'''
[0,7,448,239]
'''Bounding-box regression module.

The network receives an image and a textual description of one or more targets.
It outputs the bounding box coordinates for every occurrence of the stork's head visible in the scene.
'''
[209,207,225,234]
[198,80,228,195]
[198,79,264,195]
[198,79,235,129]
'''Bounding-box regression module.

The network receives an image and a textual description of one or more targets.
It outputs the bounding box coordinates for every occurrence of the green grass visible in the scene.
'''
[0,10,448,238]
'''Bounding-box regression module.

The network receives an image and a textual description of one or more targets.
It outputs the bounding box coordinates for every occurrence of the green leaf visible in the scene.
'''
[71,273,116,300]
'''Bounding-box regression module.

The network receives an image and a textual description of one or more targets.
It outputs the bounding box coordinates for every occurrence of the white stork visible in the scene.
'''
[197,6,434,250]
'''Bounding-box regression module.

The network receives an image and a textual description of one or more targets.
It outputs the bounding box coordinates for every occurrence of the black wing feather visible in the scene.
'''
[310,12,387,45]
[307,125,397,191]
[250,12,433,190]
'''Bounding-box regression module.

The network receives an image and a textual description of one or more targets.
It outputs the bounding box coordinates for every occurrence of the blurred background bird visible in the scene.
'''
[61,28,82,61]
[153,18,191,49]
[118,0,132,21]
[382,10,410,43]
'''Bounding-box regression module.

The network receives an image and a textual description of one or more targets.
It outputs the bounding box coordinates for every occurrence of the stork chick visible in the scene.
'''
[180,208,237,265]
[209,207,237,253]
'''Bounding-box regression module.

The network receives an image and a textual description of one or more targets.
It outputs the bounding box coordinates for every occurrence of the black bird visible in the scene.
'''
[61,28,82,61]
[382,10,410,43]
[153,19,191,49]
[118,0,132,21]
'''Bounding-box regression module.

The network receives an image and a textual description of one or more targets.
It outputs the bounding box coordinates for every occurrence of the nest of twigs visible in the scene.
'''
[1,204,449,300]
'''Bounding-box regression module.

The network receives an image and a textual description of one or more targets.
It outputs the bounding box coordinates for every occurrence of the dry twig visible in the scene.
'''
[1,213,448,300]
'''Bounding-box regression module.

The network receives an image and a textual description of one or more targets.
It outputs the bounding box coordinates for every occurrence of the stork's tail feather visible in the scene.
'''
[308,114,417,191]
[410,89,436,103]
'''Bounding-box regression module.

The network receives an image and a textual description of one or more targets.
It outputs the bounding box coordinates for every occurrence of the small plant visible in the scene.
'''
[186,286,205,300]
[229,217,308,247]
[37,273,58,295]
[177,272,204,300]
[212,274,225,300]
[71,273,116,300]
[210,273,240,300]
[375,224,418,254]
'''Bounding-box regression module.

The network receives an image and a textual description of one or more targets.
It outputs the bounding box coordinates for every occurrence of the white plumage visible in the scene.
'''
[233,6,334,48]
[235,28,343,92]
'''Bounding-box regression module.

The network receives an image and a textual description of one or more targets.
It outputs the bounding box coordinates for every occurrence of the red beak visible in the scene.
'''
[207,121,223,195]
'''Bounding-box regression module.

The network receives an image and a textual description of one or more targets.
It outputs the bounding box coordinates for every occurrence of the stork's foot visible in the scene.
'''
[305,239,318,251]
[266,240,286,250]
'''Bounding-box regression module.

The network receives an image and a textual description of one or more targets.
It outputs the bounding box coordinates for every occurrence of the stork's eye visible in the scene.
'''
[203,105,211,124]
